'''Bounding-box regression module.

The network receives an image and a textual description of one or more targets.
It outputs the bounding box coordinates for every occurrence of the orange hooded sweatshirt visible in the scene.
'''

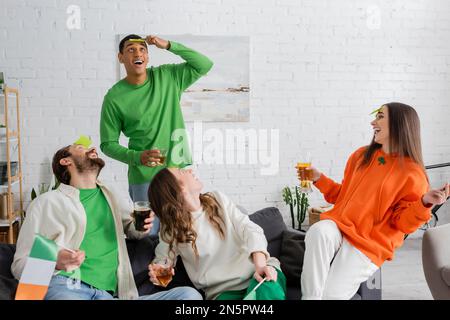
[315,146,431,267]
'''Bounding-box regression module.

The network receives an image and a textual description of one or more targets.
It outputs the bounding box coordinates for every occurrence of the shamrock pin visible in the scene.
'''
[378,156,386,165]
[73,135,92,148]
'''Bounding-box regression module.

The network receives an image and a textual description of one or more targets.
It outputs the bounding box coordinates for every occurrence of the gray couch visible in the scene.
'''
[422,223,450,300]
[98,207,382,300]
[0,206,381,300]
[246,207,381,300]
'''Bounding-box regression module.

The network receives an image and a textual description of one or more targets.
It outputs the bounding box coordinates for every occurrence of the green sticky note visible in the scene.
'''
[74,135,92,148]
[370,107,382,115]
[128,39,145,43]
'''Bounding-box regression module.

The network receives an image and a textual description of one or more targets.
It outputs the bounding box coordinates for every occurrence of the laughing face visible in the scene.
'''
[371,105,390,146]
[69,144,105,175]
[168,167,203,194]
[118,40,149,77]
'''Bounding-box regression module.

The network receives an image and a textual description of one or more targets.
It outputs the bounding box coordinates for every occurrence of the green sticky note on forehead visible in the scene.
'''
[74,135,92,148]
[370,107,382,115]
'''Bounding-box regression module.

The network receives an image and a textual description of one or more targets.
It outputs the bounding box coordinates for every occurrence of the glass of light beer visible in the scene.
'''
[150,147,168,166]
[296,152,313,193]
[132,201,151,232]
[156,148,168,166]
[152,257,173,287]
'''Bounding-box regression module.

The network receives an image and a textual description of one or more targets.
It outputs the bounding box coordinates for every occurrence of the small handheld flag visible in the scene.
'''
[15,234,58,300]
[243,277,267,300]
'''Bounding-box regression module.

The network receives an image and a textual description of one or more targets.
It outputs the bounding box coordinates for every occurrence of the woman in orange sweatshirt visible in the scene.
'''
[300,102,449,300]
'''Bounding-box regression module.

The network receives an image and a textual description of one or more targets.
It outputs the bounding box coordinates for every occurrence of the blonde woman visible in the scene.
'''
[147,168,286,300]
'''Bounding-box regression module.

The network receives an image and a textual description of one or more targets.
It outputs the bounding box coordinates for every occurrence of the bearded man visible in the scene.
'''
[11,142,202,300]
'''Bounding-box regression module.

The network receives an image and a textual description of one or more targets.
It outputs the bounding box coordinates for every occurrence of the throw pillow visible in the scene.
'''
[279,229,305,287]
[0,275,17,300]
[441,266,450,286]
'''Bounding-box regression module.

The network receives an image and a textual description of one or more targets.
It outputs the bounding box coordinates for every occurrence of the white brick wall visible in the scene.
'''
[0,0,449,235]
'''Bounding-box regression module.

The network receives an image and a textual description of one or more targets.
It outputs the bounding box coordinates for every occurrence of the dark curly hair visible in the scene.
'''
[51,145,72,185]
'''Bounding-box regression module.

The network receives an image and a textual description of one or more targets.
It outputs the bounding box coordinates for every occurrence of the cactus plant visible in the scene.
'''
[282,186,309,231]
[282,186,295,228]
[31,176,60,201]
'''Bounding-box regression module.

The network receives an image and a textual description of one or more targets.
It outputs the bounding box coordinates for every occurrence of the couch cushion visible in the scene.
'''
[249,207,286,258]
[0,244,17,300]
[286,286,301,300]
[0,275,17,300]
[125,236,198,296]
[0,243,15,278]
[126,236,159,295]
[279,229,305,288]
[441,266,450,287]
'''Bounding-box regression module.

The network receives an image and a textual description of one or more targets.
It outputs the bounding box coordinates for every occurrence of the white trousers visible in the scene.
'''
[301,219,379,300]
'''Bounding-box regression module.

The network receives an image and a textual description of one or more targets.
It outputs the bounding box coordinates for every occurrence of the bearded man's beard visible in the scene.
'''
[73,155,105,176]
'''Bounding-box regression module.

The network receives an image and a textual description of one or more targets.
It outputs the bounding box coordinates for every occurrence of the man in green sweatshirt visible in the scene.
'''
[100,34,213,235]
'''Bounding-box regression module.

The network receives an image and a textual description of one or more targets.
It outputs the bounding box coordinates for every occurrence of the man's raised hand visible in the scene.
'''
[145,35,170,50]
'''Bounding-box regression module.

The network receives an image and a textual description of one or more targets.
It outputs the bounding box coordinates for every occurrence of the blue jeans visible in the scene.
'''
[129,182,160,236]
[44,275,202,300]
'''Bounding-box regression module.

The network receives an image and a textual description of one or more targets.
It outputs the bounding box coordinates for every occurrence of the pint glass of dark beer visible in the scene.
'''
[132,201,151,231]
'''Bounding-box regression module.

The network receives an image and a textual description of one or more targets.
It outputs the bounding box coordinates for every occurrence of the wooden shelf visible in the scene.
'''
[0,211,22,227]
[0,180,19,190]
[0,87,23,243]
[9,131,18,138]
[0,137,18,144]
[0,93,17,98]
[10,173,21,182]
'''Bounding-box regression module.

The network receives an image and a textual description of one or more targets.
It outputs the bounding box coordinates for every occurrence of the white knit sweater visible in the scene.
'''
[154,191,280,300]
[12,182,147,300]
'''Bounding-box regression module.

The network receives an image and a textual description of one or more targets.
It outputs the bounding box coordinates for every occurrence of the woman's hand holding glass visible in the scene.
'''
[148,258,175,287]
[296,165,321,184]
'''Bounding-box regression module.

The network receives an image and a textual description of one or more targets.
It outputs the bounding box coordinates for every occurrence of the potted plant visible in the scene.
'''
[31,175,60,200]
[282,186,310,231]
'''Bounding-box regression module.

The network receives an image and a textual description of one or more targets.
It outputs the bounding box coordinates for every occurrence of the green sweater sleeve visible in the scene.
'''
[167,41,214,92]
[99,96,142,166]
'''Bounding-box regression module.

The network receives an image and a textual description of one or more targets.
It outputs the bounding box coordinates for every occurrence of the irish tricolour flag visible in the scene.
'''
[15,234,58,300]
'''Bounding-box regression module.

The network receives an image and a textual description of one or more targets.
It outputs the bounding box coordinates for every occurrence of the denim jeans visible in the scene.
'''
[44,275,202,300]
[129,182,160,236]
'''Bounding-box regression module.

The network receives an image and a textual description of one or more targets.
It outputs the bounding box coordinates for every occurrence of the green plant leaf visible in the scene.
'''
[52,180,60,190]
[31,188,37,200]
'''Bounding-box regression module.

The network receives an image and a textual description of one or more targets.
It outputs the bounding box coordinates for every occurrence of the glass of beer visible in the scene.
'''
[132,201,151,232]
[296,152,313,193]
[152,257,173,287]
[151,147,168,166]
[156,148,168,166]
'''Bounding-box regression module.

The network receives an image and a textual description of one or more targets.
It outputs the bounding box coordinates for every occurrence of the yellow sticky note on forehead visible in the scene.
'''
[370,107,382,115]
[128,39,145,43]
[73,135,92,148]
